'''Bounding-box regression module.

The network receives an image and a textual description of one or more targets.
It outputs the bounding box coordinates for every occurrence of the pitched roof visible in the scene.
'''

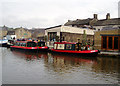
[93,18,120,26]
[45,25,62,30]
[101,27,120,31]
[0,26,8,31]
[64,18,94,26]
[28,29,45,33]
[64,17,120,27]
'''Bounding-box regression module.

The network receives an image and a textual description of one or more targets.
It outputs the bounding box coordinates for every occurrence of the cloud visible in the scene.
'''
[1,0,119,28]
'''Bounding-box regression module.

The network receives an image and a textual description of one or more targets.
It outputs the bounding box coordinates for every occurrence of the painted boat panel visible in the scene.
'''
[10,46,48,50]
[51,49,98,54]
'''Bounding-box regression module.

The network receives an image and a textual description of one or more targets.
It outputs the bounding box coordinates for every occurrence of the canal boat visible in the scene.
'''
[51,42,100,56]
[10,40,48,52]
[0,39,8,47]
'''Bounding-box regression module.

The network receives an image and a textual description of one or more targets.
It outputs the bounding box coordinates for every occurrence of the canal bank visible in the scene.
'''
[98,51,120,57]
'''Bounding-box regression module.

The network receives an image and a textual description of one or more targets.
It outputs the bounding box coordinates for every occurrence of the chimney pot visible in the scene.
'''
[106,13,110,19]
[94,14,98,19]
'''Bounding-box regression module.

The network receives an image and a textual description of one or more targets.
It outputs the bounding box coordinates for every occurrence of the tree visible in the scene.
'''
[83,30,87,46]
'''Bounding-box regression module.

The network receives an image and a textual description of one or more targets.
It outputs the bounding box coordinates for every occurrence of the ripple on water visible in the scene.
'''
[2,47,120,84]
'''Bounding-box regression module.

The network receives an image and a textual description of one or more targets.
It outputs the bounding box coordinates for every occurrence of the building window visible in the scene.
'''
[101,36,119,50]
[65,44,72,50]
[108,37,112,49]
[102,36,107,48]
[114,37,118,49]
[48,32,57,41]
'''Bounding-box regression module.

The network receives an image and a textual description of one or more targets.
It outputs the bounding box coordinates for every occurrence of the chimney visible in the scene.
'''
[106,13,110,20]
[68,20,71,22]
[93,14,98,19]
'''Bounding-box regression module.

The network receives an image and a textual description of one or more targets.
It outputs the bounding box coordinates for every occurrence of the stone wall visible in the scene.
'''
[94,29,120,50]
[0,30,7,39]
[15,28,31,39]
[61,32,94,44]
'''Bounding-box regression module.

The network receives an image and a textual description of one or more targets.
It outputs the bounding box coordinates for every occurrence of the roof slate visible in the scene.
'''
[93,18,120,26]
[64,18,120,26]
[64,19,93,26]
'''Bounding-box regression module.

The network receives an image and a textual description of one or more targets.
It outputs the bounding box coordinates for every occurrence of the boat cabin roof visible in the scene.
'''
[54,41,76,44]
[16,40,38,43]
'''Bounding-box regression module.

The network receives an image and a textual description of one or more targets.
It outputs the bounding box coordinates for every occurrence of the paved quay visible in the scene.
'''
[98,51,120,57]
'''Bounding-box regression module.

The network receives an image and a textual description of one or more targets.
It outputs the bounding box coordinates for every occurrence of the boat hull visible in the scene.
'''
[10,46,48,52]
[0,43,8,47]
[51,49,99,57]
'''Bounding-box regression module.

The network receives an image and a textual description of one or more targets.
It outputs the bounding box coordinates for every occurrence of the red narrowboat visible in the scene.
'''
[51,41,100,56]
[10,40,48,52]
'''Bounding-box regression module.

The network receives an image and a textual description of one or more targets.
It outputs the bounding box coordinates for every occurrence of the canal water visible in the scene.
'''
[1,47,120,84]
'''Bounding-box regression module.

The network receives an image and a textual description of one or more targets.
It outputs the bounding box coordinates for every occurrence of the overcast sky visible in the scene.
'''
[0,0,119,29]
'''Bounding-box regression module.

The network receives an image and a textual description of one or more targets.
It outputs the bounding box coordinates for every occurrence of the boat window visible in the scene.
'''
[54,44,57,49]
[65,44,75,50]
[24,43,26,46]
[22,43,26,47]
[38,42,45,47]
[27,42,36,47]
[20,43,23,46]
[65,44,72,50]
[17,42,20,46]
[57,44,65,50]
[15,42,18,46]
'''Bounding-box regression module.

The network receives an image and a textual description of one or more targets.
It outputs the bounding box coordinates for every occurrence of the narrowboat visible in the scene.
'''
[10,40,48,52]
[7,40,15,48]
[51,42,100,56]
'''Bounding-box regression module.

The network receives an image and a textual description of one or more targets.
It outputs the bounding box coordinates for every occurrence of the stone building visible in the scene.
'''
[94,28,120,51]
[29,28,45,40]
[0,26,8,39]
[64,14,98,29]
[64,13,120,31]
[45,25,94,47]
[93,13,120,31]
[93,13,120,51]
[15,27,32,39]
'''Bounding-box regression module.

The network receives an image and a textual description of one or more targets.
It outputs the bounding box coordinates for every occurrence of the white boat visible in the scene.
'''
[0,39,8,47]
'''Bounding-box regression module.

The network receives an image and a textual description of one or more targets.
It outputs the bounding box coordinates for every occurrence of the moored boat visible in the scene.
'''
[51,41,100,56]
[10,40,48,52]
[0,39,8,47]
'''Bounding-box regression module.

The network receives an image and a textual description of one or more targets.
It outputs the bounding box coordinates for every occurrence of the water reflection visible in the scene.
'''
[44,52,97,73]
[6,49,120,84]
[92,57,120,73]
[12,51,48,61]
